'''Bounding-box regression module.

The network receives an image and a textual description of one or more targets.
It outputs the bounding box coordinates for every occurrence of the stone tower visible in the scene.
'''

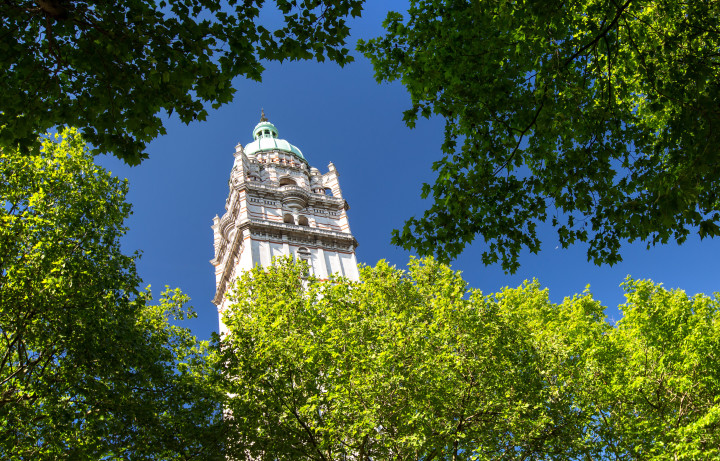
[211,113,359,334]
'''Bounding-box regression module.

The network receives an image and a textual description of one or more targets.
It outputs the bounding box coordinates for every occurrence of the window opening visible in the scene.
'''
[297,247,313,276]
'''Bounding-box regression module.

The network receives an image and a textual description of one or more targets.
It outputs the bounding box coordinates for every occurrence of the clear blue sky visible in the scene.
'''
[98,1,720,342]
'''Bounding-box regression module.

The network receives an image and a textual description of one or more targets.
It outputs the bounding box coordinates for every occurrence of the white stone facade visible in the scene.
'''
[211,117,359,335]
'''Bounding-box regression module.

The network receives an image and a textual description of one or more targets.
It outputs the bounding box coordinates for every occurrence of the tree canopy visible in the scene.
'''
[0,129,223,459]
[0,0,364,164]
[359,0,720,272]
[218,257,720,459]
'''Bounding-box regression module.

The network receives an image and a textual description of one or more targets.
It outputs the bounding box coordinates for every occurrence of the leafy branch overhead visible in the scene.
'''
[359,0,720,272]
[0,0,364,165]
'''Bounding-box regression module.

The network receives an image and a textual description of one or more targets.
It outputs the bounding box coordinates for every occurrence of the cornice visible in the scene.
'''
[242,219,358,248]
[236,181,346,209]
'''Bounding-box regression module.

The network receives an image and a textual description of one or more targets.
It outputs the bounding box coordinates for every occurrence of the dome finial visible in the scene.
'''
[260,108,268,122]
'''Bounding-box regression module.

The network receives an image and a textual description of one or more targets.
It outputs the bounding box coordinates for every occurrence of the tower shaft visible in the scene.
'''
[211,118,359,334]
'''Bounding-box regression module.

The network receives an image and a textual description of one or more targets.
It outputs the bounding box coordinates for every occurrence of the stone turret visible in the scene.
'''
[210,112,359,335]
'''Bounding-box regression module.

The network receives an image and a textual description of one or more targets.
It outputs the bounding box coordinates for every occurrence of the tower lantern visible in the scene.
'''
[210,113,359,334]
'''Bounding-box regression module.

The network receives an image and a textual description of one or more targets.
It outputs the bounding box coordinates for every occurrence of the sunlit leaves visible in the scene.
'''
[589,278,720,459]
[0,130,222,458]
[218,258,720,459]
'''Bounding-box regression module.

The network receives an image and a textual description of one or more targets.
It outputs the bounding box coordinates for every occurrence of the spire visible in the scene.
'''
[260,108,268,122]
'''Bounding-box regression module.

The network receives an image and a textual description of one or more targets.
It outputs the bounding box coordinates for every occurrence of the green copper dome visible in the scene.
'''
[244,114,305,161]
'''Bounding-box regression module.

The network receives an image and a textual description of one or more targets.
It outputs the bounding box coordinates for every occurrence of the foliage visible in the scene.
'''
[359,0,720,272]
[0,0,364,164]
[220,257,586,459]
[219,257,720,460]
[0,129,223,459]
[587,278,720,459]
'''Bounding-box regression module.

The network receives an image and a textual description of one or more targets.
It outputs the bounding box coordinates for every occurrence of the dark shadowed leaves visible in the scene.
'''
[360,0,720,272]
[0,0,364,164]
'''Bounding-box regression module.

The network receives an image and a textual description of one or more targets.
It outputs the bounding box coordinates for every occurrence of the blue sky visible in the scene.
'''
[98,1,720,341]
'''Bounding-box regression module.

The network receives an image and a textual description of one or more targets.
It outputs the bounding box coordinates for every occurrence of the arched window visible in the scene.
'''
[279,177,297,187]
[283,213,295,224]
[298,215,309,226]
[324,187,333,196]
[297,247,312,276]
